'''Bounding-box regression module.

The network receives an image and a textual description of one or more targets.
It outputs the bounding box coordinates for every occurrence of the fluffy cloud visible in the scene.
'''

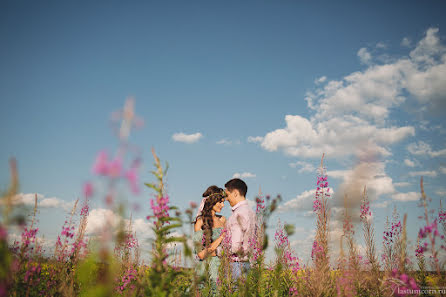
[85,208,121,235]
[253,115,414,158]
[251,28,446,160]
[85,209,153,247]
[289,161,315,173]
[401,37,411,47]
[440,167,446,174]
[408,170,437,177]
[394,182,411,187]
[172,132,203,143]
[376,42,387,49]
[407,141,446,157]
[247,136,263,143]
[358,47,372,64]
[216,139,240,145]
[315,76,327,84]
[391,192,420,201]
[372,200,390,208]
[232,172,256,179]
[404,159,416,167]
[278,189,316,212]
[217,139,231,145]
[5,193,75,212]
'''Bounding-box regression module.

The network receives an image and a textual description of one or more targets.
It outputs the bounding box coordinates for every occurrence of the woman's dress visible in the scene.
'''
[193,227,223,286]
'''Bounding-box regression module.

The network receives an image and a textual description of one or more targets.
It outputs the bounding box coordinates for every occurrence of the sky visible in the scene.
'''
[1,0,446,266]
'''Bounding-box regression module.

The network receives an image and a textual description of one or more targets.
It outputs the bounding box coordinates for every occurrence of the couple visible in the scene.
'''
[193,178,256,288]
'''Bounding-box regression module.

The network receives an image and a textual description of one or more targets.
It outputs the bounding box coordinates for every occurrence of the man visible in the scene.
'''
[222,178,256,280]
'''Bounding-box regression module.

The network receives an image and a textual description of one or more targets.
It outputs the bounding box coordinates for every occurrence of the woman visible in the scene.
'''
[193,185,226,290]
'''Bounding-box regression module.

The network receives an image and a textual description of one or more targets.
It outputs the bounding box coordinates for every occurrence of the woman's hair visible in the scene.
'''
[200,185,225,247]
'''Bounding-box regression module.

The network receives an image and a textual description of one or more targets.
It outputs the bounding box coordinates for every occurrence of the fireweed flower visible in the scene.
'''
[125,166,139,194]
[92,150,109,175]
[360,199,371,220]
[274,224,300,272]
[311,240,324,260]
[83,182,93,198]
[439,210,446,223]
[389,268,419,296]
[148,195,170,221]
[108,156,123,178]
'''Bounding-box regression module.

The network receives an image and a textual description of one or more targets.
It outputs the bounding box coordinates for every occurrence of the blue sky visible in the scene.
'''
[1,0,446,265]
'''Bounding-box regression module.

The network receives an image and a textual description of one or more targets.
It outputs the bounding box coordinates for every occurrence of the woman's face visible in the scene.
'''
[212,200,224,213]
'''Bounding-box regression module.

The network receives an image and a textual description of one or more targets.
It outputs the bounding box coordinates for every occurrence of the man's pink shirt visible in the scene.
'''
[226,199,256,261]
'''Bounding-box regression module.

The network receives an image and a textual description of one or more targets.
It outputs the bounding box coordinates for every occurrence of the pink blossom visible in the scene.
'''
[125,167,139,194]
[108,156,123,177]
[439,210,446,222]
[92,150,109,175]
[83,182,93,198]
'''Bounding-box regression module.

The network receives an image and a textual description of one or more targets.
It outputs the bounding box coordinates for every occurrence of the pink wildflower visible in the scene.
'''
[439,210,446,223]
[83,182,93,198]
[108,156,123,178]
[92,150,109,175]
[125,167,139,194]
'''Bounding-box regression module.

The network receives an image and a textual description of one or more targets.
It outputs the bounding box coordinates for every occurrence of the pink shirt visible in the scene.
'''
[226,200,256,261]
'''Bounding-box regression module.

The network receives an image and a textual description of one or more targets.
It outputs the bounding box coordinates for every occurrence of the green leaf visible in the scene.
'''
[164,236,186,244]
[159,216,182,223]
[145,183,157,190]
[157,223,182,235]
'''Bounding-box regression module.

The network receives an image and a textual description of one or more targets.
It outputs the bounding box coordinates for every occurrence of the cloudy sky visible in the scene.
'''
[1,0,445,265]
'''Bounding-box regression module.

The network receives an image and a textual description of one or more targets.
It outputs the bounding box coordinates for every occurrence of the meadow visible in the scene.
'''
[1,102,445,297]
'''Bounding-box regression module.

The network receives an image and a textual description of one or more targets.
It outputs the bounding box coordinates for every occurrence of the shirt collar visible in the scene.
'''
[231,199,248,211]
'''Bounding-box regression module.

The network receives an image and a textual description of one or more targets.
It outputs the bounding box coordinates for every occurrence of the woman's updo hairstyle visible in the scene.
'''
[200,185,225,247]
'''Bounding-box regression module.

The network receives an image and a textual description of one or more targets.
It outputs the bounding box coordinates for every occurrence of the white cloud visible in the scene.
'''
[85,208,121,235]
[408,170,437,177]
[327,169,350,180]
[278,189,316,212]
[372,200,390,208]
[257,115,414,158]
[436,190,446,196]
[247,136,263,143]
[394,182,411,187]
[253,28,446,161]
[404,159,416,167]
[401,37,411,47]
[376,42,387,49]
[315,76,327,84]
[391,192,420,202]
[232,172,256,179]
[358,47,372,64]
[86,209,154,245]
[5,193,75,212]
[440,167,446,174]
[172,132,203,143]
[408,141,446,157]
[216,139,231,145]
[289,161,315,173]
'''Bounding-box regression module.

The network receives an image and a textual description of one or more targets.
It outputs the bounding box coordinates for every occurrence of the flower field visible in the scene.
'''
[1,101,445,297]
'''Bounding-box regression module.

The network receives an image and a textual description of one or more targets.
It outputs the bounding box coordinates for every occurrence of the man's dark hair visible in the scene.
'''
[225,178,247,197]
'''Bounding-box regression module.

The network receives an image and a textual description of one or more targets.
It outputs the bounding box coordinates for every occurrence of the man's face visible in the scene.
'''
[225,188,237,206]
